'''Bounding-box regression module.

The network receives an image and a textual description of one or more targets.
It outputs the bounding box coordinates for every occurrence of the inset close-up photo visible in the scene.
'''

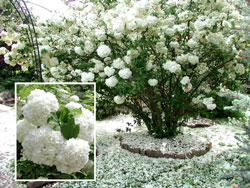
[15,83,95,181]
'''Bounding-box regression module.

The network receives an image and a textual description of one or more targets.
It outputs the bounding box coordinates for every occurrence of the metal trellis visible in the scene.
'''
[9,0,42,82]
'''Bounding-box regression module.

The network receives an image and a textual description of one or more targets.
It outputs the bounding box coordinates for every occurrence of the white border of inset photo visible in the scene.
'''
[15,82,96,182]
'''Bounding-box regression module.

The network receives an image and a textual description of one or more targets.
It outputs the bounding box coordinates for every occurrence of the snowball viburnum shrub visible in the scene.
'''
[17,89,94,174]
[12,0,249,138]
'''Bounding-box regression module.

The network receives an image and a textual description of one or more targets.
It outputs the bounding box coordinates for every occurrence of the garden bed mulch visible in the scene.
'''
[120,131,212,159]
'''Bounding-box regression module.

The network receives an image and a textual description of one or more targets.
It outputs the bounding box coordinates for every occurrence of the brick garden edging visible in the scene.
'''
[120,136,212,159]
[185,117,218,128]
[27,181,56,188]
[27,182,46,188]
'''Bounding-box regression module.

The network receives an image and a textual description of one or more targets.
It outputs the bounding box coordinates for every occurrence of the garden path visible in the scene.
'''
[0,104,25,188]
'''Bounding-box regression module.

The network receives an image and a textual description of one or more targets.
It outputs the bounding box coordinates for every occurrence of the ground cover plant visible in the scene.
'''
[16,84,95,180]
[219,87,250,187]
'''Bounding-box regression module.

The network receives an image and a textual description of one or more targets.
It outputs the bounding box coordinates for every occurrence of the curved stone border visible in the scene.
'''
[27,181,56,188]
[27,182,47,188]
[120,136,212,159]
[185,117,218,128]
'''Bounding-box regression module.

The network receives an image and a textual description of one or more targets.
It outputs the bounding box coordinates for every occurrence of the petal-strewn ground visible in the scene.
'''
[0,110,244,188]
[51,114,243,188]
[0,105,25,188]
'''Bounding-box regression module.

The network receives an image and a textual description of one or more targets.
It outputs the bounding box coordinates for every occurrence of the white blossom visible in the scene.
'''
[0,47,7,55]
[97,45,111,58]
[69,25,79,34]
[17,119,36,143]
[188,55,199,65]
[65,102,82,110]
[148,79,158,86]
[114,96,125,104]
[180,76,190,85]
[74,46,84,56]
[49,57,59,66]
[104,66,115,77]
[81,72,95,82]
[105,76,118,88]
[112,58,125,69]
[55,138,90,174]
[84,40,95,54]
[203,97,216,110]
[187,39,198,48]
[163,61,181,73]
[69,95,79,102]
[182,83,192,93]
[22,126,65,167]
[170,41,179,48]
[22,89,59,126]
[118,68,132,79]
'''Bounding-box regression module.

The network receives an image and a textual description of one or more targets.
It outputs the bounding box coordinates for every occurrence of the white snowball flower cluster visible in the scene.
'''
[69,95,80,102]
[163,61,181,73]
[114,96,125,104]
[0,47,7,55]
[97,45,111,58]
[22,89,59,126]
[17,89,94,174]
[66,101,83,110]
[84,40,95,54]
[49,57,59,66]
[16,119,36,143]
[69,25,78,34]
[187,39,198,48]
[57,88,70,100]
[148,79,158,87]
[188,55,199,65]
[113,58,125,69]
[74,46,84,56]
[81,72,95,82]
[105,76,118,88]
[180,76,192,92]
[12,42,25,51]
[203,97,217,110]
[104,66,115,77]
[118,68,132,79]
[22,126,65,166]
[55,138,90,174]
[180,76,190,85]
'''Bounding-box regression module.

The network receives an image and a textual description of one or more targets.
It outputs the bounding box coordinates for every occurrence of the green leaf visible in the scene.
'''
[70,108,82,115]
[57,174,72,179]
[59,107,70,123]
[60,114,80,140]
[56,110,61,119]
[231,20,235,28]
[47,112,58,123]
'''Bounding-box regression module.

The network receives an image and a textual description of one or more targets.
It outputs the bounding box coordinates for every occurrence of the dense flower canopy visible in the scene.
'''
[2,0,248,137]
